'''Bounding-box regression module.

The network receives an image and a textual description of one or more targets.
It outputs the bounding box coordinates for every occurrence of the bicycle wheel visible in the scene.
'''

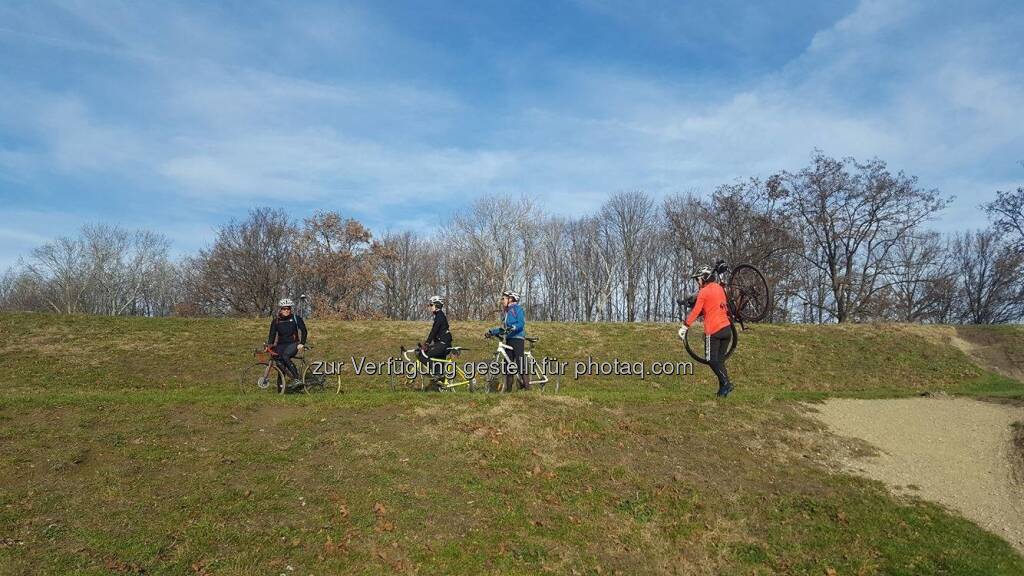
[292,357,308,381]
[240,362,284,394]
[300,362,327,393]
[485,357,513,393]
[523,355,546,391]
[683,322,738,365]
[727,264,771,322]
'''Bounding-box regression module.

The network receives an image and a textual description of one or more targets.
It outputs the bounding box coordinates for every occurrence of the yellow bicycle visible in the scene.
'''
[396,344,478,392]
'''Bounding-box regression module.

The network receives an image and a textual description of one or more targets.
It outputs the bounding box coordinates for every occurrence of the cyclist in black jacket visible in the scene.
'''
[417,296,452,371]
[267,297,307,388]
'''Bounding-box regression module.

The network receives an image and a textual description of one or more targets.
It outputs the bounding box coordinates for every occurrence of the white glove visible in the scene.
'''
[677,325,688,340]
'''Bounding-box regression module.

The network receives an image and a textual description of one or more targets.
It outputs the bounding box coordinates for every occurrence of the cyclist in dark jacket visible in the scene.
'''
[267,297,307,387]
[417,295,452,369]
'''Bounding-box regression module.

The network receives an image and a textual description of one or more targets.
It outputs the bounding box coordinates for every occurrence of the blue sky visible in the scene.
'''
[1,0,1022,269]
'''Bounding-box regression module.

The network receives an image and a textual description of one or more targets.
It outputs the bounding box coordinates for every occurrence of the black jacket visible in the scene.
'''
[267,314,307,346]
[426,309,452,345]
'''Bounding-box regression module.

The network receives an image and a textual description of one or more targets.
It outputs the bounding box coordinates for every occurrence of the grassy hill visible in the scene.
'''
[1,314,1022,575]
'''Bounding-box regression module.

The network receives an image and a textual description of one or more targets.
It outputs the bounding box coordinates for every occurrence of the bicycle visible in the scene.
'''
[483,331,554,393]
[395,344,477,392]
[239,344,328,394]
[676,261,769,364]
[720,261,771,324]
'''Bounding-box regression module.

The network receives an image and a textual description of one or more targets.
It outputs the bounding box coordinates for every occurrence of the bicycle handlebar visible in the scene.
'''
[263,343,313,353]
[401,347,416,362]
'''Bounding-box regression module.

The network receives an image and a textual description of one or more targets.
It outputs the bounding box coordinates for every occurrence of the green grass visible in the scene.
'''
[1,313,1022,574]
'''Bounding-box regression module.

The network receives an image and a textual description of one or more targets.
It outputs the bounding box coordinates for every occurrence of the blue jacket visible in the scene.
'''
[488,303,526,340]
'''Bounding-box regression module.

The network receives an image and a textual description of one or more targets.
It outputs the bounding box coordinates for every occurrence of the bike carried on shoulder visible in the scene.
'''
[677,260,770,365]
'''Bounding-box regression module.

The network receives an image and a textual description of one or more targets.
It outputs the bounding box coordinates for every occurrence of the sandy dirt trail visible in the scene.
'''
[808,397,1024,553]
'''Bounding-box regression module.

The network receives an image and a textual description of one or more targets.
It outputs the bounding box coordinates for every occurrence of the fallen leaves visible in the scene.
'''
[526,463,557,480]
[373,501,394,532]
[104,558,145,574]
[323,531,354,556]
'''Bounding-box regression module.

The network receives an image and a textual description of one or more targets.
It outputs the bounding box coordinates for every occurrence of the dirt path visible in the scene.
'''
[806,397,1024,553]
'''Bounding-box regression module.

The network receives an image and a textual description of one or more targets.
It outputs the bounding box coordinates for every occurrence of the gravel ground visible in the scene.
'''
[807,397,1024,554]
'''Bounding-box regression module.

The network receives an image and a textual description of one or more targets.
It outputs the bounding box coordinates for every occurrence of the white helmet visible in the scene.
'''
[502,290,519,302]
[278,298,295,308]
[429,295,444,307]
[691,265,714,283]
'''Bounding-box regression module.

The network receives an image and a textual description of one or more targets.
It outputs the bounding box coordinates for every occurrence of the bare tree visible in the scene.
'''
[887,231,953,322]
[378,231,434,320]
[189,208,297,316]
[448,196,539,319]
[23,236,92,314]
[78,224,173,315]
[17,224,172,316]
[566,216,608,321]
[983,185,1024,253]
[292,211,383,319]
[951,229,1024,324]
[10,151,1006,325]
[782,152,950,322]
[666,179,801,320]
[0,268,46,312]
[536,217,569,321]
[601,191,654,322]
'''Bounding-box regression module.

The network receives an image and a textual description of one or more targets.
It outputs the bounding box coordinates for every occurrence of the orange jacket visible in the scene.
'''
[685,282,731,335]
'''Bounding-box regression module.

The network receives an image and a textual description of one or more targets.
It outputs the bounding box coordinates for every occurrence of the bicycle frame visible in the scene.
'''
[680,261,750,330]
[401,346,475,391]
[271,349,302,394]
[267,346,327,394]
[487,335,550,390]
[243,344,332,395]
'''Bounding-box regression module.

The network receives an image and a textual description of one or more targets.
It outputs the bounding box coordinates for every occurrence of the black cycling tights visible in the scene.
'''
[705,326,732,388]
[274,342,300,379]
[504,338,529,391]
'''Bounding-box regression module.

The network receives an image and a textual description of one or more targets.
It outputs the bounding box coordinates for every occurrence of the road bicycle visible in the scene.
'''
[677,260,769,364]
[721,261,771,324]
[395,344,477,392]
[239,344,330,394]
[482,331,554,393]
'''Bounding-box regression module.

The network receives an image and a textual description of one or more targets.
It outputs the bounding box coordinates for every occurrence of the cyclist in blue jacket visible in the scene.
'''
[486,290,529,391]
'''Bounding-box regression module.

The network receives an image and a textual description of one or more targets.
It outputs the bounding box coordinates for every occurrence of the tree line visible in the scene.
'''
[3,151,1023,324]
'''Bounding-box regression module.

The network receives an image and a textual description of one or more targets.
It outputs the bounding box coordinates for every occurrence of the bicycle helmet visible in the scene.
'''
[691,265,714,283]
[502,290,519,302]
[429,295,444,307]
[278,298,295,308]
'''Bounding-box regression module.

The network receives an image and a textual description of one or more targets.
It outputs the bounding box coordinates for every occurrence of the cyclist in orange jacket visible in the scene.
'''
[678,264,734,397]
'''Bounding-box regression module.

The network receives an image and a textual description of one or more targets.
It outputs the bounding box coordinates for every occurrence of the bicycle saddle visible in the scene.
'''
[525,337,539,343]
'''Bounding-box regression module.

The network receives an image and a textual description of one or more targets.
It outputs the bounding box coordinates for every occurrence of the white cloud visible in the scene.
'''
[511,0,1024,220]
[0,0,1021,245]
